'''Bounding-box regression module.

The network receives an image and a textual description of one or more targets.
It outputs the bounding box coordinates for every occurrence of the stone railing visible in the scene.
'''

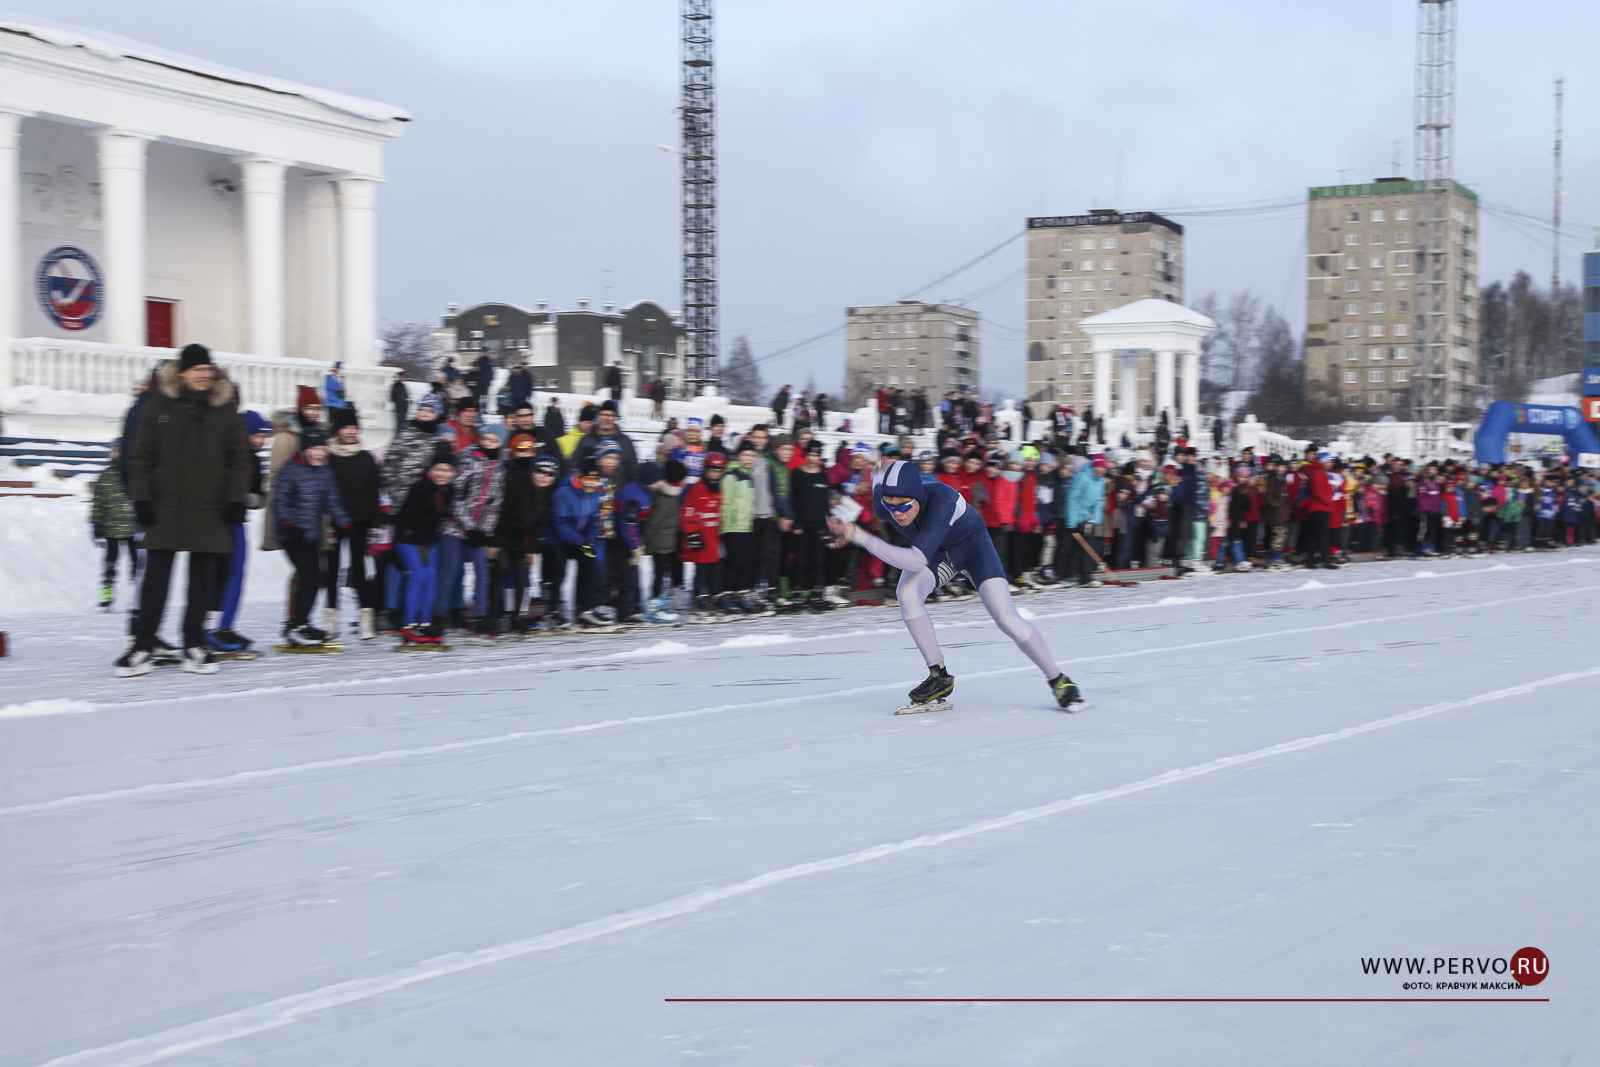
[4,338,393,415]
[1236,417,1308,458]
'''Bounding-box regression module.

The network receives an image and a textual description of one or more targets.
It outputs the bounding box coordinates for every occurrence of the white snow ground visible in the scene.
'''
[1,552,1595,1065]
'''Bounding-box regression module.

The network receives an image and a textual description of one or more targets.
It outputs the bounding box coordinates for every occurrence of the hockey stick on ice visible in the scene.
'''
[1070,528,1140,587]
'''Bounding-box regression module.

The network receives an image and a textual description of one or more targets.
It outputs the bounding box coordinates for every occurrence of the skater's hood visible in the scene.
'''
[874,459,927,504]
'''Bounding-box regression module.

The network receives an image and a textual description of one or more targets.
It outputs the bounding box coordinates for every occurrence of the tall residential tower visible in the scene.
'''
[1303,179,1478,419]
[844,301,980,408]
[1024,210,1184,411]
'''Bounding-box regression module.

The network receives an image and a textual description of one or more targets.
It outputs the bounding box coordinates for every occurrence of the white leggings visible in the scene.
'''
[897,569,1060,678]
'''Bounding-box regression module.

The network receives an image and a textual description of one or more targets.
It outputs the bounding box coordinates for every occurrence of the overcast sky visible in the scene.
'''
[7,0,1597,397]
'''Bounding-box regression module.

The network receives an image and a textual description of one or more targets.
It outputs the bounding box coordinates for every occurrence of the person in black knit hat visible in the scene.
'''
[118,344,250,677]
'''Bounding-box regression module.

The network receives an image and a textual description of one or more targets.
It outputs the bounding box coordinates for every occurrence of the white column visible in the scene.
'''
[1091,341,1113,423]
[291,176,340,362]
[94,129,156,347]
[334,175,382,365]
[0,108,29,384]
[234,155,289,359]
[1154,348,1176,422]
[1179,348,1200,433]
[1117,352,1138,422]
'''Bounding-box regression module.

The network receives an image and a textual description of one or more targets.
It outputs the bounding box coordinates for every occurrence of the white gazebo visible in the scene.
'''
[1077,298,1215,440]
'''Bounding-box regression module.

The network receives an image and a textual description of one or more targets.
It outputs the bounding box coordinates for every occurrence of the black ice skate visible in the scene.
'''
[896,663,954,715]
[1049,673,1087,711]
[113,647,154,679]
[276,624,340,653]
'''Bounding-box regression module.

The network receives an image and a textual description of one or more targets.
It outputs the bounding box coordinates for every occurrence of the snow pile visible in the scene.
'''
[0,698,96,718]
[0,496,291,614]
[719,633,796,648]
[0,496,98,612]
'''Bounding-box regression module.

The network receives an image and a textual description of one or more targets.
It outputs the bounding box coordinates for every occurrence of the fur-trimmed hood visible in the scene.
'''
[271,408,299,434]
[157,359,237,407]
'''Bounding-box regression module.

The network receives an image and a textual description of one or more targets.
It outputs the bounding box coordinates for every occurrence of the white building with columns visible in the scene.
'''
[0,17,407,427]
[1076,298,1215,442]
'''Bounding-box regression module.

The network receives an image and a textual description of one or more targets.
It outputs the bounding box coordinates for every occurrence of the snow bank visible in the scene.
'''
[0,496,291,614]
[0,698,96,718]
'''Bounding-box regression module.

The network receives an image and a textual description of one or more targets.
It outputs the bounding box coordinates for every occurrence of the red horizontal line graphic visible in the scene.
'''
[667,997,1549,1003]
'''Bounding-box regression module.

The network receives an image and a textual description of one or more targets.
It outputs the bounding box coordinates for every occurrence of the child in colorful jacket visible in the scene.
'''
[90,439,138,609]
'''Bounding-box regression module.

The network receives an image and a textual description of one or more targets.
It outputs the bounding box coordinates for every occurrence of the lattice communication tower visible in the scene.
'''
[1411,0,1455,461]
[681,0,718,393]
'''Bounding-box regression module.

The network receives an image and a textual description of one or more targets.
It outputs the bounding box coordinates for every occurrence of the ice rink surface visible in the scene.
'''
[2,552,1595,1065]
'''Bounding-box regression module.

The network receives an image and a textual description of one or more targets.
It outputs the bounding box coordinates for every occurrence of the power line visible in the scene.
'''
[898,230,1024,301]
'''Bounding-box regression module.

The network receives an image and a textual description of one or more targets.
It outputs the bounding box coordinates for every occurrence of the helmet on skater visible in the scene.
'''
[873,458,927,507]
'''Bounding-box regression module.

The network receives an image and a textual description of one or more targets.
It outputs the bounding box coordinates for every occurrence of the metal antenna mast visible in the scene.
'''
[680,0,718,394]
[1552,78,1564,296]
[1411,0,1455,461]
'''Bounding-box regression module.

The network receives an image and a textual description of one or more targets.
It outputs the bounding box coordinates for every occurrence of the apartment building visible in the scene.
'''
[844,301,980,407]
[1024,209,1184,409]
[1304,178,1479,419]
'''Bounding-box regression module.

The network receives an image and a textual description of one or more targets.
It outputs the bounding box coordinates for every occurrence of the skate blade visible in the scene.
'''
[1060,700,1091,713]
[393,643,454,651]
[215,651,259,660]
[272,644,341,654]
[895,699,953,715]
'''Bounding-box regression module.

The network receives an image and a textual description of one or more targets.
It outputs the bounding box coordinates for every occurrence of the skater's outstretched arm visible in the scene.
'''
[842,524,929,573]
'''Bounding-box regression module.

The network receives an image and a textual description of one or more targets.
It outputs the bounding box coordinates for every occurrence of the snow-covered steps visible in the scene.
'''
[0,479,74,498]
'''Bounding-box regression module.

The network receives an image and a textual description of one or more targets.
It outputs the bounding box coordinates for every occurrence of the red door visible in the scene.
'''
[146,300,175,348]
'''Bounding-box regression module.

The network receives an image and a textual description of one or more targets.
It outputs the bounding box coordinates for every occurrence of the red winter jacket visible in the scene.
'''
[943,468,982,505]
[680,481,723,563]
[1014,472,1040,533]
[1325,470,1348,530]
[1295,460,1335,518]
[981,470,1018,528]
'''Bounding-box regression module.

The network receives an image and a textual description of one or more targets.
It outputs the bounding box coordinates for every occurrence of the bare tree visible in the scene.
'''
[1194,293,1226,383]
[380,322,436,382]
[1479,272,1581,402]
[1244,309,1307,430]
[1220,291,1264,391]
[720,335,765,406]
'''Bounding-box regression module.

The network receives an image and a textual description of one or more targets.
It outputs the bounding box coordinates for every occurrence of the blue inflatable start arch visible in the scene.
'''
[1473,401,1600,465]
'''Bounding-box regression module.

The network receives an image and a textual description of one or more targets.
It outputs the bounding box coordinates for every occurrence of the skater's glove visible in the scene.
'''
[223,501,246,525]
[465,529,488,548]
[630,547,644,565]
[280,521,303,545]
[581,541,596,558]
[685,532,704,552]
[92,523,107,544]
[134,501,155,528]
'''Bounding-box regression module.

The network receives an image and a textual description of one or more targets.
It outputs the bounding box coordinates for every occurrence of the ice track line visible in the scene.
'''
[3,554,1593,721]
[5,581,1597,821]
[33,663,1600,1067]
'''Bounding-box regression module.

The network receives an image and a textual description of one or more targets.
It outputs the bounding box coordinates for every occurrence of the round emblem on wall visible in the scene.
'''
[35,245,103,331]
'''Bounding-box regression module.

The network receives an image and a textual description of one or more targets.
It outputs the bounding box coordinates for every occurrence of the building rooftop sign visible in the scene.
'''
[1308,179,1477,204]
[1026,210,1183,236]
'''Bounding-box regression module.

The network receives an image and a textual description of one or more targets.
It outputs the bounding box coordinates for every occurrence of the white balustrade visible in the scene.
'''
[5,337,393,416]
